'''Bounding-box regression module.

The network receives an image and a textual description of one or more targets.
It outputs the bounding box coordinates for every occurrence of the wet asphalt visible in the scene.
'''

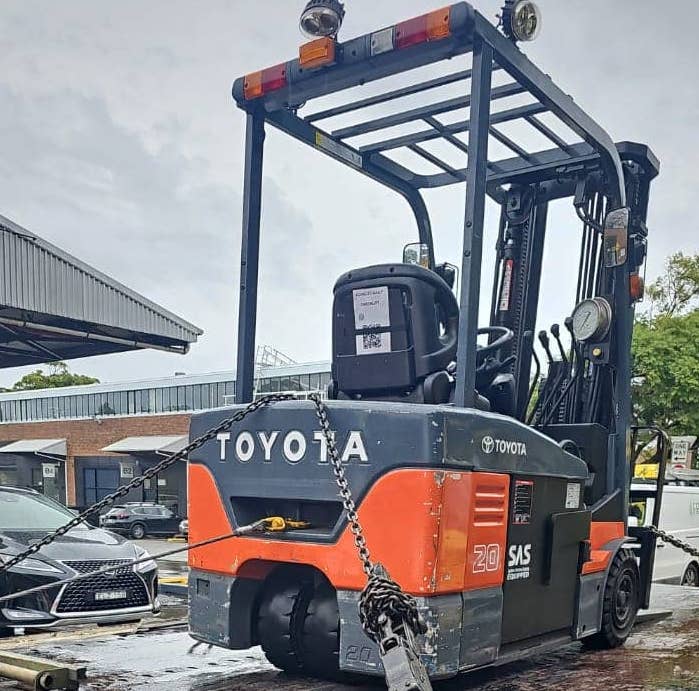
[0,585,697,690]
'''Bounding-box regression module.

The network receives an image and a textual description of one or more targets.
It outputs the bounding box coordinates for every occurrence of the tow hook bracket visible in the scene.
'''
[378,615,433,691]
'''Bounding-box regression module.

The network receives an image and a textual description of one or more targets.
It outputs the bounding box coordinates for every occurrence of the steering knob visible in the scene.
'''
[538,330,550,348]
[551,323,560,338]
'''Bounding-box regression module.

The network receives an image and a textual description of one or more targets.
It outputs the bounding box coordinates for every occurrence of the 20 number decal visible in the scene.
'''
[473,544,501,573]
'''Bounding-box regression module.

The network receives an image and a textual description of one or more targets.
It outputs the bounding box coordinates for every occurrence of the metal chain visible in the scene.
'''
[648,525,699,558]
[308,394,426,644]
[0,393,295,574]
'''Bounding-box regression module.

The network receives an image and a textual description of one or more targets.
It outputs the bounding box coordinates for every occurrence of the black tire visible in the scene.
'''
[583,549,639,650]
[130,523,146,540]
[681,562,699,587]
[257,568,314,674]
[0,627,13,638]
[300,581,343,680]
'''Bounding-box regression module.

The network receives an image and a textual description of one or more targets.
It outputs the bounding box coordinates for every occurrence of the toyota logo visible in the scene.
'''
[481,436,495,454]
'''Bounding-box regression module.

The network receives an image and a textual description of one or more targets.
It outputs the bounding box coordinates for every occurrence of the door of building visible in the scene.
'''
[84,468,120,505]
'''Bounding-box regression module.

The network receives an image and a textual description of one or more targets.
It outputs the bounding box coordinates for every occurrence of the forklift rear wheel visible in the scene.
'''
[681,562,699,587]
[583,549,639,650]
[300,581,343,680]
[257,568,314,674]
[257,568,343,678]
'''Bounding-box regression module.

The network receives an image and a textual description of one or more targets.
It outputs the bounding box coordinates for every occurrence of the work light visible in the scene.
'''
[299,0,345,38]
[501,0,542,42]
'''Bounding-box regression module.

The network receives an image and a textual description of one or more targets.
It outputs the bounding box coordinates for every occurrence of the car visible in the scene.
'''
[100,503,181,539]
[631,482,699,586]
[0,486,159,631]
[179,518,188,538]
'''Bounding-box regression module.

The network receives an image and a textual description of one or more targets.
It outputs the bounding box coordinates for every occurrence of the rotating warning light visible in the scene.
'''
[501,0,542,43]
[300,0,345,38]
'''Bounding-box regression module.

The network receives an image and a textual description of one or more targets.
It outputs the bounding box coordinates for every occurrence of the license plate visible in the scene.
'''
[94,590,128,602]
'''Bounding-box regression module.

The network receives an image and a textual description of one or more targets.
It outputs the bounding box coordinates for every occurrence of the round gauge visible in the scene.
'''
[571,298,612,342]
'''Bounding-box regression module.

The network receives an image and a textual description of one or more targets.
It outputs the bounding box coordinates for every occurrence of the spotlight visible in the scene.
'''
[500,0,542,43]
[299,0,345,38]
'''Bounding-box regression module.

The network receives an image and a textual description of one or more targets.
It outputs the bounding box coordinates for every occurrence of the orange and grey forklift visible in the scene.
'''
[187,1,661,686]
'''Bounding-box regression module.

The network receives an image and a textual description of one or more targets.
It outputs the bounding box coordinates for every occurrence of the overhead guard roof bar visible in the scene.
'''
[233,2,626,206]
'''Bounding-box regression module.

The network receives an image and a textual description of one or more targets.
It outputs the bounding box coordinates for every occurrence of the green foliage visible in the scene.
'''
[632,252,699,434]
[10,362,99,391]
[646,252,699,317]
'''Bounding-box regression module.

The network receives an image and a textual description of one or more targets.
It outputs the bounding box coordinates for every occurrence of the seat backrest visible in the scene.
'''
[331,264,458,398]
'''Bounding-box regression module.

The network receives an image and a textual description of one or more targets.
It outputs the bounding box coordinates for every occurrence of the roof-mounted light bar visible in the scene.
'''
[238,4,470,104]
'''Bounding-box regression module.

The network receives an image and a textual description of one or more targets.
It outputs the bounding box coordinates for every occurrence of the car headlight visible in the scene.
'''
[0,553,63,574]
[134,546,157,573]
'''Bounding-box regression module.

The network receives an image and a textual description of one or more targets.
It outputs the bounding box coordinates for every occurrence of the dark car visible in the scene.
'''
[0,487,159,631]
[100,503,181,539]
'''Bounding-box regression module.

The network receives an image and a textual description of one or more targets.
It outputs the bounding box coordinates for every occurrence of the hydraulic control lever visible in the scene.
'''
[551,324,568,364]
[538,330,554,365]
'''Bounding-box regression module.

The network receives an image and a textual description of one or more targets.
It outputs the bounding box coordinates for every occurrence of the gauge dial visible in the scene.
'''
[571,298,612,342]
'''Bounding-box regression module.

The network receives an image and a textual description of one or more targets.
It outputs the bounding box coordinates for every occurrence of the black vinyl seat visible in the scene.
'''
[329,264,458,403]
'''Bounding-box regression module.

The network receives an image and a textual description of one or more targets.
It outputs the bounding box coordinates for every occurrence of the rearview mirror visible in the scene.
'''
[603,207,629,268]
[403,242,430,268]
[436,262,457,289]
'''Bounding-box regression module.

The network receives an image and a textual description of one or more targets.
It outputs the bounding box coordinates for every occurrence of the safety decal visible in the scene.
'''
[513,479,534,525]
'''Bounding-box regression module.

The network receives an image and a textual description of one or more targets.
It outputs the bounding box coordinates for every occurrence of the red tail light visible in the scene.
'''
[395,7,452,50]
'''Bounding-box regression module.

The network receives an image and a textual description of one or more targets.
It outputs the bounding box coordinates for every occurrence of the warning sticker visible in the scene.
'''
[315,132,363,168]
[353,287,390,329]
[565,482,581,509]
[513,479,534,525]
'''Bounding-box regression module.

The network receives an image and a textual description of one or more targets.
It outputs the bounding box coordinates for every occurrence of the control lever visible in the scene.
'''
[550,324,568,364]
[564,317,583,364]
[378,615,433,691]
[538,331,554,365]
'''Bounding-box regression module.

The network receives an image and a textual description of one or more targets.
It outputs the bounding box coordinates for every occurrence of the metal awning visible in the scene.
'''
[102,436,188,455]
[0,215,203,368]
[0,439,67,456]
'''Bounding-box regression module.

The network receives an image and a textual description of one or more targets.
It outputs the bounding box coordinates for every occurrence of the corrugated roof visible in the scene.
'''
[0,215,202,366]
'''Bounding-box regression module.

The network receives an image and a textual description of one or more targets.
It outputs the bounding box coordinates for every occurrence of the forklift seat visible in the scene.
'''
[330,264,459,403]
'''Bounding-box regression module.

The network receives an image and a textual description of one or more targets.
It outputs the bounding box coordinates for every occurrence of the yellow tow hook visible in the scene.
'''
[260,516,311,532]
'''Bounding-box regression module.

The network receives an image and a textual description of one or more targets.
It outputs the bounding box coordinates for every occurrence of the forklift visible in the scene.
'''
[187,0,662,683]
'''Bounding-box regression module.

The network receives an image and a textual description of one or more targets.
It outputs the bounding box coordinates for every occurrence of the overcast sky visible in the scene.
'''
[1,0,697,388]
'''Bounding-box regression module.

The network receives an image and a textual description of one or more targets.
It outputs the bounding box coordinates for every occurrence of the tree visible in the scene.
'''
[632,252,699,434]
[10,362,99,391]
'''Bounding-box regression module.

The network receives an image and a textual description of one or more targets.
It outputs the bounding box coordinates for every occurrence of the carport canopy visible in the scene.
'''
[102,435,188,455]
[0,439,67,456]
[0,215,202,368]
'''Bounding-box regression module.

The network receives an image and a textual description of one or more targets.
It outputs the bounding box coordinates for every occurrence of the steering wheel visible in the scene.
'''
[476,326,515,366]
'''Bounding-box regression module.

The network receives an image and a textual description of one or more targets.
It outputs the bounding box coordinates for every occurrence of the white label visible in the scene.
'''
[355,332,391,355]
[353,287,390,329]
[157,478,167,487]
[371,27,394,55]
[42,464,56,478]
[315,132,362,168]
[565,482,581,509]
[119,462,135,478]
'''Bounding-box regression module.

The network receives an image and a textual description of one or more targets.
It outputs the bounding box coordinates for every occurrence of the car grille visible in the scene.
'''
[56,560,149,613]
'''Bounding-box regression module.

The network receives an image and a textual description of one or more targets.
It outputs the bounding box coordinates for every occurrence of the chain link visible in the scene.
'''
[308,394,426,644]
[647,525,699,558]
[0,393,295,574]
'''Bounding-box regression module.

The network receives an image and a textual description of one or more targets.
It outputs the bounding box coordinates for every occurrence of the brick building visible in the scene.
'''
[0,363,331,515]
